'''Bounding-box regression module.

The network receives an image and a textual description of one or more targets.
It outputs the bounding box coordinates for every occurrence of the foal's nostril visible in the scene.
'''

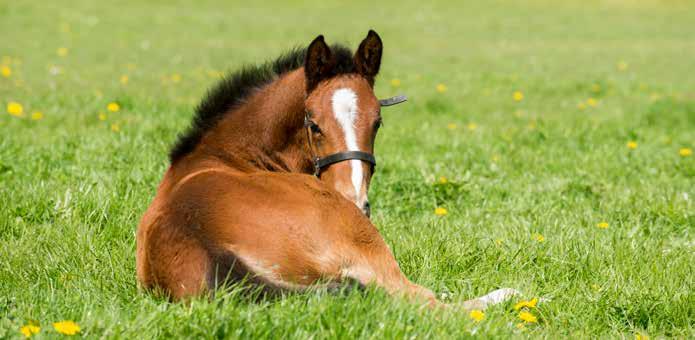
[362,201,371,217]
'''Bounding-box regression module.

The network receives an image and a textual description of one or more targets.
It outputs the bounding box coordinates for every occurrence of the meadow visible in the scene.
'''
[1,0,694,338]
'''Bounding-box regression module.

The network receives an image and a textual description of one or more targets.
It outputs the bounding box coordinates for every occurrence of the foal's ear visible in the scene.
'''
[305,35,335,92]
[354,30,383,83]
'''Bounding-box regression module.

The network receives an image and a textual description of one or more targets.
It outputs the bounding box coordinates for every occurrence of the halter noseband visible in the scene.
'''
[305,95,407,177]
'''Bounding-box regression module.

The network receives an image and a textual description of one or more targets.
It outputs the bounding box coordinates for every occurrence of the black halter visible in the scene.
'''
[305,95,407,177]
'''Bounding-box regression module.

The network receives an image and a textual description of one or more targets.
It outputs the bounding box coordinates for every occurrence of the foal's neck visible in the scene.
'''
[196,69,312,173]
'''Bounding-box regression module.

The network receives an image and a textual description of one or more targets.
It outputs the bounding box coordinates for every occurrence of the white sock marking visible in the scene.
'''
[331,88,362,202]
[478,288,521,306]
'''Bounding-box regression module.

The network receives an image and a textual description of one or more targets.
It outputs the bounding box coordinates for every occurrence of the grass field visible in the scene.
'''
[2,0,694,338]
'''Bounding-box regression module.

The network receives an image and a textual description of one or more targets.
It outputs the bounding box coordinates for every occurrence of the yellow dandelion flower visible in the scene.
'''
[171,73,182,83]
[577,102,586,110]
[53,321,80,335]
[495,238,503,246]
[57,47,69,57]
[390,78,401,87]
[591,84,601,92]
[617,60,628,71]
[436,83,447,93]
[20,324,40,337]
[591,284,600,291]
[513,91,524,102]
[1,65,11,78]
[120,75,129,85]
[679,148,692,157]
[111,123,120,132]
[107,102,120,112]
[98,112,107,121]
[596,221,609,229]
[59,22,71,33]
[492,154,500,162]
[634,333,649,340]
[518,311,538,323]
[533,233,545,242]
[434,207,448,216]
[467,123,477,131]
[469,309,485,322]
[447,123,457,130]
[438,176,448,184]
[627,141,638,150]
[514,297,538,310]
[7,101,23,116]
[31,111,44,120]
[587,98,598,107]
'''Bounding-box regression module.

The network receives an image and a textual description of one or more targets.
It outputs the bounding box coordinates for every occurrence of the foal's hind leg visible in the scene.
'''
[340,248,519,310]
[139,220,213,300]
[336,220,519,310]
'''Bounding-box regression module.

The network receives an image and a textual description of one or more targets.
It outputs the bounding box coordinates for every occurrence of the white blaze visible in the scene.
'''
[331,88,362,203]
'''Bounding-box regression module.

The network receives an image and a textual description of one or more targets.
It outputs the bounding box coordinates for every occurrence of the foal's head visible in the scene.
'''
[303,31,384,217]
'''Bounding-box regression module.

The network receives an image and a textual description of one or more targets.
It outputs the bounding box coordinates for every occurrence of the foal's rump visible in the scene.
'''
[142,169,381,297]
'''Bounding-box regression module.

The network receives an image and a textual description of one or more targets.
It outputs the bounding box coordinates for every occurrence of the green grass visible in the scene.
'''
[1,0,694,338]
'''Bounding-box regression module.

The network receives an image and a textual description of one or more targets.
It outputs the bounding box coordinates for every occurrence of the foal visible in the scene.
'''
[136,31,518,309]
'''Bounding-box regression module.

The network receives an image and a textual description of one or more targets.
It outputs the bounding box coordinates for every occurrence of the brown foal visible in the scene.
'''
[136,30,518,309]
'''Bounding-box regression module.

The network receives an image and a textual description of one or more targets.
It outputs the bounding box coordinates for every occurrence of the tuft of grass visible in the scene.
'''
[1,0,694,338]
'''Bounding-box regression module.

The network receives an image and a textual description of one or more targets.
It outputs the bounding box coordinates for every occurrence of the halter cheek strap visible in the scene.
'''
[305,94,407,177]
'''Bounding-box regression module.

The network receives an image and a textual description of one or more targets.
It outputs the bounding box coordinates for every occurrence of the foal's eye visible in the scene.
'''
[310,123,322,134]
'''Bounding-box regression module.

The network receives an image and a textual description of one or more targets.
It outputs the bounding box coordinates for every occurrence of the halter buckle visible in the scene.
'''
[313,157,321,176]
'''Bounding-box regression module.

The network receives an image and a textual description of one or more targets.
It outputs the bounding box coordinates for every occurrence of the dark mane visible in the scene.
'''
[169,44,356,163]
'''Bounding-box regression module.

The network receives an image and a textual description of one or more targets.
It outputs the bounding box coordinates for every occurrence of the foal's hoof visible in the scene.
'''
[478,288,522,307]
